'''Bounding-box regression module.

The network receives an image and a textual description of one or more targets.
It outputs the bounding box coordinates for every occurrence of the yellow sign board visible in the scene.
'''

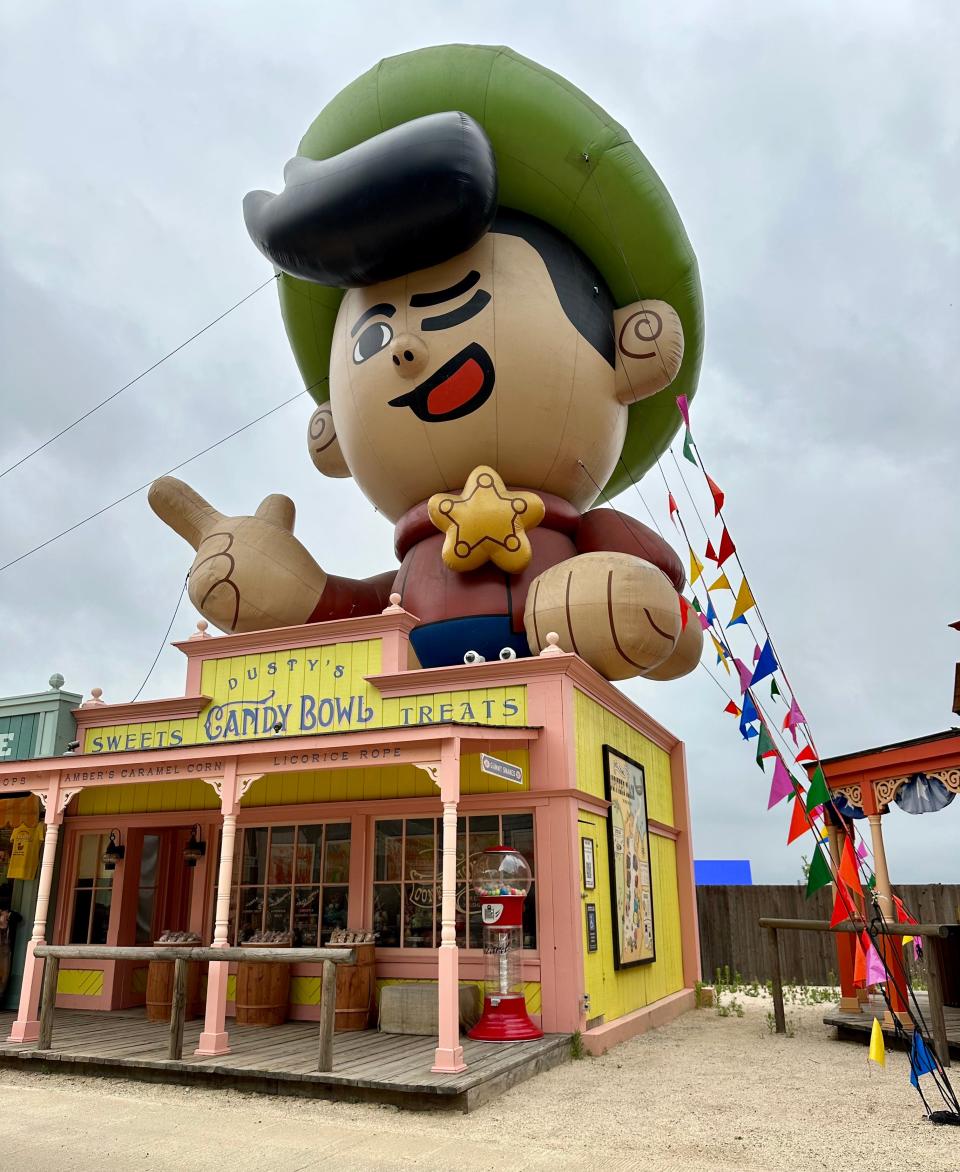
[84,638,526,753]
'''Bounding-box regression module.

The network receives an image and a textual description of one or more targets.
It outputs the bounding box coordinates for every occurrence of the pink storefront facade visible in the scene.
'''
[1,607,700,1070]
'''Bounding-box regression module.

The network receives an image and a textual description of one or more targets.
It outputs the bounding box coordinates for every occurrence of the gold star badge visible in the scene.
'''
[428,466,545,574]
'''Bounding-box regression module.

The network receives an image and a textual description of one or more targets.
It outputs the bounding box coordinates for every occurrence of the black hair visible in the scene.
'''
[493,209,615,366]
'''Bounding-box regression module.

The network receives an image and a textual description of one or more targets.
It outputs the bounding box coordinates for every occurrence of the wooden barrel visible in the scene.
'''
[145,958,202,1022]
[335,941,376,1031]
[235,946,291,1027]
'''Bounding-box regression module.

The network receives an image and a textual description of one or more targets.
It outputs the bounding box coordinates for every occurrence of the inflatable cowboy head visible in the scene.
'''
[150,45,705,681]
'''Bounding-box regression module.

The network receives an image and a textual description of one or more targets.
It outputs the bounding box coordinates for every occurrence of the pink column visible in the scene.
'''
[669,742,701,989]
[431,740,466,1074]
[196,769,239,1057]
[8,783,64,1043]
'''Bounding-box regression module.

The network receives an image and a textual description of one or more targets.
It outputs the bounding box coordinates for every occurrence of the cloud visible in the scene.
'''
[0,0,956,882]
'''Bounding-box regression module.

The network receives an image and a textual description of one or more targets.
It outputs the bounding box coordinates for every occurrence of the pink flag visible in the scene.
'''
[857,841,869,861]
[734,658,753,693]
[767,757,794,809]
[698,612,710,630]
[676,394,690,428]
[753,643,762,663]
[865,942,886,986]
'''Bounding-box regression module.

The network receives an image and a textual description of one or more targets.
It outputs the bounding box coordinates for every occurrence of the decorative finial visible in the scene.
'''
[189,619,212,640]
[48,673,65,690]
[539,632,565,658]
[83,687,106,707]
[382,592,405,614]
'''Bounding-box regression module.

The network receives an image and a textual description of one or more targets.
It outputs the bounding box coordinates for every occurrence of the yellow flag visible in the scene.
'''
[711,635,730,673]
[709,573,731,592]
[868,1017,885,1067]
[690,548,704,585]
[730,577,756,623]
[902,935,914,947]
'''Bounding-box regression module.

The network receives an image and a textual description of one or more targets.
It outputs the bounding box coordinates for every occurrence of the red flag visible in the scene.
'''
[668,492,678,521]
[892,894,918,926]
[795,744,816,764]
[679,596,690,631]
[786,793,809,844]
[830,884,856,928]
[706,474,725,516]
[838,837,860,892]
[723,701,741,716]
[717,526,736,566]
[705,539,718,563]
[853,932,868,987]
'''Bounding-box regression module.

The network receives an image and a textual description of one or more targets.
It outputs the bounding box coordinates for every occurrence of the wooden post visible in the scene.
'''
[925,938,951,1068]
[37,955,60,1051]
[317,959,336,1074]
[168,958,187,1061]
[767,926,785,1035]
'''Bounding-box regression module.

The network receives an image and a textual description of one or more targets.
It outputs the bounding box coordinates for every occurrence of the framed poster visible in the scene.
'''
[581,837,596,890]
[602,744,656,968]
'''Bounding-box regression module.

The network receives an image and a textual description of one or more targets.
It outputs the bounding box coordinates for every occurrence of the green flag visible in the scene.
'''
[691,596,702,614]
[682,427,697,465]
[755,723,776,769]
[805,764,830,812]
[771,678,782,701]
[806,846,833,897]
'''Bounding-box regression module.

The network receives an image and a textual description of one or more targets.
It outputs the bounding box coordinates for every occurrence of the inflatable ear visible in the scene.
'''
[614,300,684,404]
[243,111,497,288]
[307,404,350,478]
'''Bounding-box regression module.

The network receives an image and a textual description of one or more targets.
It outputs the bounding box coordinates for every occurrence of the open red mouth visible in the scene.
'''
[388,343,495,422]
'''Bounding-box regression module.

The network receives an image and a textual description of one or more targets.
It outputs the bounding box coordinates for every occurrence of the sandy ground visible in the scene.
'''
[0,994,957,1172]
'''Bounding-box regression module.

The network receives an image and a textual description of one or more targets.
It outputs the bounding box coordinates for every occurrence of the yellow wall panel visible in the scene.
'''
[74,779,221,816]
[574,690,674,826]
[57,969,104,996]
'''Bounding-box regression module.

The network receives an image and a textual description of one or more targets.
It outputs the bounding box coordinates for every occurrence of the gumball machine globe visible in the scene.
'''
[468,847,543,1041]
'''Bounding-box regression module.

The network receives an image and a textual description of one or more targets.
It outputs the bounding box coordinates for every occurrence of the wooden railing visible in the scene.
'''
[758,917,957,1065]
[33,944,356,1071]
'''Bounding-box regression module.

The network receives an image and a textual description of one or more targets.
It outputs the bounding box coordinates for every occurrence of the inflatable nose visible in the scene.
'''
[390,333,429,379]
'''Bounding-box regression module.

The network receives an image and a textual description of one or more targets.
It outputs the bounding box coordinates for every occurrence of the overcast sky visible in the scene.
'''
[1,1,957,883]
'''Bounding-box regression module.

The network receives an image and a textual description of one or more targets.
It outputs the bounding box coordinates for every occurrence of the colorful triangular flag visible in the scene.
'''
[705,474,724,516]
[705,597,718,626]
[830,884,856,927]
[755,722,777,767]
[805,765,831,812]
[795,744,816,765]
[909,1031,937,1088]
[750,640,779,686]
[865,940,886,986]
[676,394,690,428]
[698,612,710,631]
[682,427,697,465]
[668,492,678,523]
[771,678,782,701]
[727,614,748,629]
[734,658,753,693]
[868,1017,886,1067]
[689,548,704,584]
[767,756,794,808]
[753,642,761,663]
[716,526,736,566]
[838,837,860,892]
[679,596,691,631]
[787,791,809,844]
[856,840,869,861]
[709,573,731,592]
[705,538,718,563]
[806,846,833,896]
[724,700,741,717]
[730,577,755,623]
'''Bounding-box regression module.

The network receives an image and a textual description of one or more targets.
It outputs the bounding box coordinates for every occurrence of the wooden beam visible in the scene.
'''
[766,927,786,1035]
[925,942,952,1068]
[37,955,60,1051]
[317,959,337,1074]
[168,958,187,1061]
[33,945,356,964]
[758,917,954,937]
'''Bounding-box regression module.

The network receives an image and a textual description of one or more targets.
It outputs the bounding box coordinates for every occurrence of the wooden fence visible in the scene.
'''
[697,884,960,985]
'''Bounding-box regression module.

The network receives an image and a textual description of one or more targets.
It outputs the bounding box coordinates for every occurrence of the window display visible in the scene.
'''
[372,812,536,949]
[69,833,115,945]
[229,822,350,945]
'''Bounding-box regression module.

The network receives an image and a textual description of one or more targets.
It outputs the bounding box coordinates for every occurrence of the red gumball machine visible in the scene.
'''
[468,846,543,1041]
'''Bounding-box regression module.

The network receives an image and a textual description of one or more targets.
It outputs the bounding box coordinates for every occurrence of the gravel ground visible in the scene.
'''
[0,993,956,1171]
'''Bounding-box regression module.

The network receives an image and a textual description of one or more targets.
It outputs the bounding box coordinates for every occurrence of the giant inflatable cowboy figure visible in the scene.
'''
[150,45,706,682]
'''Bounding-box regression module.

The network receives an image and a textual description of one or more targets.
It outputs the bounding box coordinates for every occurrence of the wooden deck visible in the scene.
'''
[0,1010,569,1112]
[823,993,960,1059]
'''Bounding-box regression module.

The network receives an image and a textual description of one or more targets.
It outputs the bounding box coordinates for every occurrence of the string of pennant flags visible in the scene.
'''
[660,393,957,1110]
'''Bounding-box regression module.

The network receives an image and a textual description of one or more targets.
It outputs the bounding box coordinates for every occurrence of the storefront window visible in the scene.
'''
[373,813,536,950]
[229,823,350,945]
[135,834,160,944]
[69,833,114,945]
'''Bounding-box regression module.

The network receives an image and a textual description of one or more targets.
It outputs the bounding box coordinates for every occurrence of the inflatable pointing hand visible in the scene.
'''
[148,476,328,633]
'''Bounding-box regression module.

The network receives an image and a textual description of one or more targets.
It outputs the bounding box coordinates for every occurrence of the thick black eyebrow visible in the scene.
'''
[351,303,396,337]
[421,289,491,332]
[409,270,480,307]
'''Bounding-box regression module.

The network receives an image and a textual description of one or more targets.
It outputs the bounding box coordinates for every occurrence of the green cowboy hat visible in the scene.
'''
[271,43,703,498]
